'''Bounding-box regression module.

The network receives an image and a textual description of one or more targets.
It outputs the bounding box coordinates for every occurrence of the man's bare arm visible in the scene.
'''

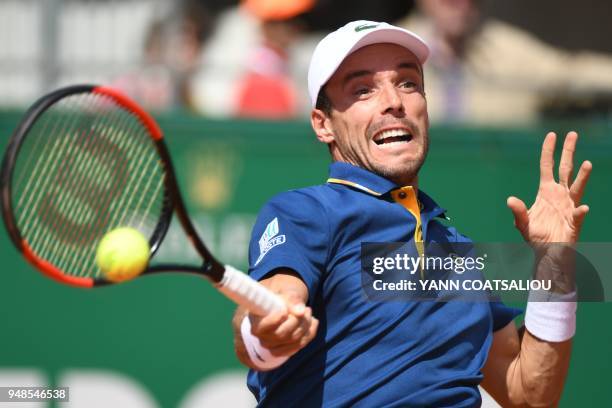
[482,131,592,406]
[482,322,571,407]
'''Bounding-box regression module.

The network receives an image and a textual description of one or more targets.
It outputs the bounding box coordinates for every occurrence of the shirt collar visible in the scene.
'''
[327,162,448,219]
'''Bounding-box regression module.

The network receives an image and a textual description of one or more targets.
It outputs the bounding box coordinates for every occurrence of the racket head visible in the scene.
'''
[1,85,174,287]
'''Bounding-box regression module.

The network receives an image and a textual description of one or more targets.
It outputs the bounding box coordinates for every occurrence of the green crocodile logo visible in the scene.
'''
[355,24,379,32]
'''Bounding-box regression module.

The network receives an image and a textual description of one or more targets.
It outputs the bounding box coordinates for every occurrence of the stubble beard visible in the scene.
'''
[370,130,429,186]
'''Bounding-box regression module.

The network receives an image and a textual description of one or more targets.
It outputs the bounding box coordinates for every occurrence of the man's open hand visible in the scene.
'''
[507,131,592,244]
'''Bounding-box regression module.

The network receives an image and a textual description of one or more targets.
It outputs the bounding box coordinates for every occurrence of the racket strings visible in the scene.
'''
[33,97,157,277]
[12,92,167,278]
[24,96,106,237]
[99,123,155,227]
[113,142,161,232]
[19,95,109,273]
[17,96,87,231]
[69,114,159,277]
[47,103,139,276]
[115,127,166,230]
[28,95,115,269]
[35,98,111,248]
[20,104,100,256]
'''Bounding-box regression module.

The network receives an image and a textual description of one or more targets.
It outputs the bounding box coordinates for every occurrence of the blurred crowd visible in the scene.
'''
[114,0,612,125]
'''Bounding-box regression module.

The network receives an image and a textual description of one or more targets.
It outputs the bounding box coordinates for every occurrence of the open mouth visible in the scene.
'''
[373,129,413,146]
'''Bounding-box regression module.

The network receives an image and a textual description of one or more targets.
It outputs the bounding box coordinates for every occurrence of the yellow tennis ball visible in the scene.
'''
[96,227,150,282]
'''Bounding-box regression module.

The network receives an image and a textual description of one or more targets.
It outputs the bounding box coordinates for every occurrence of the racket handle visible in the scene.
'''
[217,265,286,316]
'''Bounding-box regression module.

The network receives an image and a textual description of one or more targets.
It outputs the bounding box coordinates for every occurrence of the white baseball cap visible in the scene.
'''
[307,20,430,108]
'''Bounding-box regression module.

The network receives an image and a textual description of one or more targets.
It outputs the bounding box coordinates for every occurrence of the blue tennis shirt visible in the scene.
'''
[247,162,520,407]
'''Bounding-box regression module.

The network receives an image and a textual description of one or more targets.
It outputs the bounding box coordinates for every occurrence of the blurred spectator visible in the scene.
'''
[397,0,612,124]
[191,0,315,118]
[113,1,213,112]
[190,6,258,117]
[234,0,314,119]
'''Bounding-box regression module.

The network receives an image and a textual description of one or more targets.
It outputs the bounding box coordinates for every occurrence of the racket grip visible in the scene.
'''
[217,265,286,316]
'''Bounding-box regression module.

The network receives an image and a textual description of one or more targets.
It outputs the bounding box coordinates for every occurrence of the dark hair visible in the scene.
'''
[315,86,333,115]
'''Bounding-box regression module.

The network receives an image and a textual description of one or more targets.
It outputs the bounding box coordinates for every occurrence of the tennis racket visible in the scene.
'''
[0,84,284,316]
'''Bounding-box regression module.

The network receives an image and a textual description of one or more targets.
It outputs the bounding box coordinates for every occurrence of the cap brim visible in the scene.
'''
[347,28,429,65]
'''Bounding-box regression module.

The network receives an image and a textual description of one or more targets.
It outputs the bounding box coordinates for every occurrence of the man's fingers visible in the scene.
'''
[276,306,313,340]
[507,196,529,238]
[260,306,313,344]
[251,310,287,335]
[570,160,592,205]
[302,317,319,345]
[558,131,578,186]
[539,132,556,183]
[290,303,306,317]
[572,204,589,228]
[291,307,313,341]
[283,317,320,352]
[251,283,306,336]
[266,317,319,357]
[262,312,318,351]
[269,314,301,341]
[279,290,306,317]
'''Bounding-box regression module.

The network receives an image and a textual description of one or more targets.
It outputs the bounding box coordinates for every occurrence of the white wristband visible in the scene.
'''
[525,291,577,342]
[241,316,288,370]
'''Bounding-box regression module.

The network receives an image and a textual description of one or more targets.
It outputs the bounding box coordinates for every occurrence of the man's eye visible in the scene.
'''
[354,87,371,96]
[401,81,417,89]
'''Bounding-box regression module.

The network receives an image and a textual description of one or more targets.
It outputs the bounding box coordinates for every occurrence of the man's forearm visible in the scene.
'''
[508,330,572,407]
[505,248,576,406]
[482,321,572,407]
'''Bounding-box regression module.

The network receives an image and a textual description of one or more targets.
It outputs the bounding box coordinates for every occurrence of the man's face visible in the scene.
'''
[316,43,429,185]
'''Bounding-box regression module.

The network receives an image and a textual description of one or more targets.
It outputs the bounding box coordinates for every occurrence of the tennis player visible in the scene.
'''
[232,20,591,407]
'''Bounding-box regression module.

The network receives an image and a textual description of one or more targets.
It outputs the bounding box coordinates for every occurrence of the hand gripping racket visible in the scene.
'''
[0,84,284,316]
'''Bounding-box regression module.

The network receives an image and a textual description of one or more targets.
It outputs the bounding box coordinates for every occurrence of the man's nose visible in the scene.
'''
[380,84,404,115]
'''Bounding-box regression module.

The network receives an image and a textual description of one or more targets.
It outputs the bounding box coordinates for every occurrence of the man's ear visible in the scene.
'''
[311,108,334,145]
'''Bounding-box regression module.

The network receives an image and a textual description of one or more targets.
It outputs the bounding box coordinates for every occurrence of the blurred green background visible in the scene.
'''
[0,112,610,407]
